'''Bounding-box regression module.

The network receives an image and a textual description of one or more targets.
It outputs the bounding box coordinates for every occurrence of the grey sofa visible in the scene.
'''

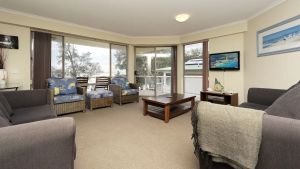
[192,87,300,169]
[0,89,76,169]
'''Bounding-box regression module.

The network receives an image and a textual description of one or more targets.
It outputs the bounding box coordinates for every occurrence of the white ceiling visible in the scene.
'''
[0,0,282,36]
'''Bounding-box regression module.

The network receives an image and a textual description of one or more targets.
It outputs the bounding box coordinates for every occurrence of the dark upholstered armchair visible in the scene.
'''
[109,76,139,105]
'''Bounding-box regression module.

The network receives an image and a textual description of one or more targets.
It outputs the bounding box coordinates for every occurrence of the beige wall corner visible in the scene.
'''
[209,33,245,104]
[244,0,300,100]
[0,9,130,44]
[128,36,181,46]
[180,21,248,43]
[0,23,31,90]
[127,45,135,83]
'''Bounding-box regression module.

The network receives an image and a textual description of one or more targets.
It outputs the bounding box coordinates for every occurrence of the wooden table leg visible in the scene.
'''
[164,105,170,123]
[143,101,148,116]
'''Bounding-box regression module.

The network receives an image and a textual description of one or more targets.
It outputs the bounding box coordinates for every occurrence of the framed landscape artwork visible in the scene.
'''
[257,15,300,57]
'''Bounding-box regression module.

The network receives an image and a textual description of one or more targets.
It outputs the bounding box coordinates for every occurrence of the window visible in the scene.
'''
[50,36,128,80]
[64,37,110,78]
[184,43,204,99]
[51,35,63,78]
[184,43,203,75]
[111,44,127,77]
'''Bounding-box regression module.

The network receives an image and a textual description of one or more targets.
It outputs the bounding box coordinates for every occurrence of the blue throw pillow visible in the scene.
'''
[111,77,130,89]
[48,78,77,95]
[60,79,77,95]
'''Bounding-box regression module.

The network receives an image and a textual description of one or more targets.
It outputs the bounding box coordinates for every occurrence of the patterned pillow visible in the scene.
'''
[54,87,60,95]
[111,77,130,89]
[60,79,77,95]
[48,78,77,95]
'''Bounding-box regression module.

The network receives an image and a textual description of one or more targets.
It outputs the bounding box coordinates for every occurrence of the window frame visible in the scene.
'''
[49,35,128,79]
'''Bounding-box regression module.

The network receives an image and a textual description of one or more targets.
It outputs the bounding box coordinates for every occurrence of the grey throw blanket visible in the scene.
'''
[196,102,264,169]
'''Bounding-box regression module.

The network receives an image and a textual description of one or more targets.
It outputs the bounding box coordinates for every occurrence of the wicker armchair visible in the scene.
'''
[95,76,110,90]
[76,77,89,90]
[47,78,86,115]
[109,77,139,105]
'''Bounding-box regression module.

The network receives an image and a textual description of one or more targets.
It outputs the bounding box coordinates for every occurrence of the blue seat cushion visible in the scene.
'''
[111,77,130,89]
[48,78,77,95]
[122,89,139,96]
[87,89,113,99]
[54,94,84,104]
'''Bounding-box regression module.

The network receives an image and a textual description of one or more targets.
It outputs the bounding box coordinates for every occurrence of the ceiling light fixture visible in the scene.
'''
[175,14,190,23]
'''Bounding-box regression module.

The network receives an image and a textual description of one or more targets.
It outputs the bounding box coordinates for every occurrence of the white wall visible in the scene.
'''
[209,33,245,104]
[0,23,31,89]
[127,45,135,83]
[244,0,300,100]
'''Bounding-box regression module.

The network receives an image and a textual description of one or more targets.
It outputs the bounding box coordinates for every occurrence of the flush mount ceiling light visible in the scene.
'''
[175,14,190,23]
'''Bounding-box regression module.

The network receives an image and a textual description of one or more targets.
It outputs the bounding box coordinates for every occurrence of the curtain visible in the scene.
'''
[202,40,209,91]
[33,31,51,89]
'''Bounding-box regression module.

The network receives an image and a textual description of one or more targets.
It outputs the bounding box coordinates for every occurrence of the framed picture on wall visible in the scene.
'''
[257,15,300,57]
[0,34,19,49]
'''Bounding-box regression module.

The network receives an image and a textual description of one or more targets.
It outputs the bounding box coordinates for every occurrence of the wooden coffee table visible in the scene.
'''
[142,93,196,123]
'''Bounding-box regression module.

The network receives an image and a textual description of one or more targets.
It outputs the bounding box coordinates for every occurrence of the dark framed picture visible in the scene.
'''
[257,15,300,57]
[0,34,19,49]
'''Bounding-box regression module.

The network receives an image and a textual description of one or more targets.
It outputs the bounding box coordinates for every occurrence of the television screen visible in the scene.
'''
[209,51,240,70]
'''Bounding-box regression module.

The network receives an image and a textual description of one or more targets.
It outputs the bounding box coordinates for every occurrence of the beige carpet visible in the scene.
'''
[67,101,199,169]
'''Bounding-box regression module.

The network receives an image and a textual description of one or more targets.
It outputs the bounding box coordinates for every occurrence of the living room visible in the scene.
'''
[0,0,299,169]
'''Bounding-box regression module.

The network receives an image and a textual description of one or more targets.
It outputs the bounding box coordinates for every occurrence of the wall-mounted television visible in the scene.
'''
[209,51,240,71]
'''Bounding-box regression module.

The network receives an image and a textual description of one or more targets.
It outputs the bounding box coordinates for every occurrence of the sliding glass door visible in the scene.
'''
[135,47,155,96]
[135,47,174,96]
[184,43,204,99]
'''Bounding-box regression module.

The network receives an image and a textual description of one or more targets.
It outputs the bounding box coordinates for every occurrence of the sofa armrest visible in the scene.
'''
[109,84,122,96]
[247,88,286,106]
[256,114,300,169]
[0,117,76,169]
[3,89,49,109]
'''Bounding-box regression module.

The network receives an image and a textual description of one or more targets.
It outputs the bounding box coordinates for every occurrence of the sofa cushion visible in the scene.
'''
[54,94,84,104]
[10,105,56,125]
[48,78,77,95]
[87,89,113,99]
[111,77,130,89]
[0,92,13,116]
[266,84,300,119]
[0,116,11,128]
[122,89,139,96]
[239,102,269,111]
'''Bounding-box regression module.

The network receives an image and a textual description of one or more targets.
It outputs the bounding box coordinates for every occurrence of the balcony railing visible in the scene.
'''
[136,76,171,96]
